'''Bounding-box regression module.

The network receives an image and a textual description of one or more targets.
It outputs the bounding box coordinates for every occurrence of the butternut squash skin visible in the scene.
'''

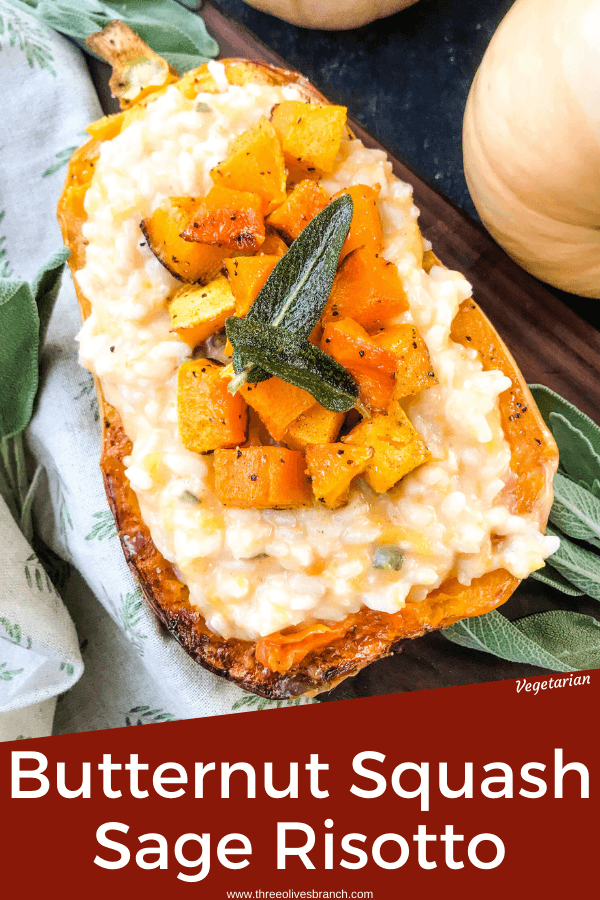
[242,0,420,31]
[57,43,557,697]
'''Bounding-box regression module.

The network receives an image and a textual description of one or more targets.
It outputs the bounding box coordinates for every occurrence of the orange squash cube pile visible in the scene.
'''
[158,92,438,509]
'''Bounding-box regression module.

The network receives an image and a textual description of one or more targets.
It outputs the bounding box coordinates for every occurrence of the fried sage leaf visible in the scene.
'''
[234,193,353,384]
[226,318,358,412]
[247,193,353,335]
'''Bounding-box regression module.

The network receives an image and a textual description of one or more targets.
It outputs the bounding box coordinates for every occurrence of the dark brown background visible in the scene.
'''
[86,2,600,701]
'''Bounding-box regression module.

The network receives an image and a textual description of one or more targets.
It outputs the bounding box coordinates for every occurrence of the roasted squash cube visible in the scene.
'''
[321,317,397,413]
[211,118,287,214]
[141,197,230,284]
[223,255,280,318]
[240,377,315,442]
[373,324,437,399]
[180,186,265,252]
[332,184,382,261]
[284,403,345,450]
[169,275,236,347]
[271,100,347,178]
[321,247,409,331]
[306,443,373,508]
[259,227,289,257]
[343,401,430,493]
[267,180,330,243]
[214,447,312,509]
[177,360,247,453]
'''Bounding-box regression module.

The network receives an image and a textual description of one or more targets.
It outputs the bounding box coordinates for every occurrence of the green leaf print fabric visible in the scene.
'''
[0,3,312,742]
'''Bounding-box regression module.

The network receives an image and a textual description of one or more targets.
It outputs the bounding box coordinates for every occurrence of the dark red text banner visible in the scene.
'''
[0,672,595,898]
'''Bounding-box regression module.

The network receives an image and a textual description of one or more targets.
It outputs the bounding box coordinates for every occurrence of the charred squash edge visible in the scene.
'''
[57,53,558,699]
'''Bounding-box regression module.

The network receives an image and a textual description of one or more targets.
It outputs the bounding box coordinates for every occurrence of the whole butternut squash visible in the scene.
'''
[463,0,600,298]
[242,0,420,30]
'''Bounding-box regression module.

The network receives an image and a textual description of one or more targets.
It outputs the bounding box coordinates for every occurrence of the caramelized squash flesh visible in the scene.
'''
[374,324,438,399]
[306,443,373,508]
[211,117,287,213]
[271,100,347,178]
[177,360,247,453]
[141,197,229,284]
[321,317,397,413]
[267,179,330,242]
[321,247,409,330]
[181,186,265,252]
[214,446,312,508]
[240,377,315,442]
[344,401,431,493]
[169,275,236,347]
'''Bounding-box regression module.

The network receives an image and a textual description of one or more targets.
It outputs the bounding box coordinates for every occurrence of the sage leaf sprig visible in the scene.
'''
[444,383,600,672]
[227,193,353,395]
[226,319,358,412]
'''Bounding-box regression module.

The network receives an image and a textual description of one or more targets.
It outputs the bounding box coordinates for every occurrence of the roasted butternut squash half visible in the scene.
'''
[58,24,558,700]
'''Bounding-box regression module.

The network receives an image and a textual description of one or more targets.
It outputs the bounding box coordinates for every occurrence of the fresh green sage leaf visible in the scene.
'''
[235,194,353,384]
[226,318,359,412]
[0,250,69,439]
[443,608,600,672]
[545,523,600,601]
[591,479,600,500]
[373,545,404,571]
[529,384,600,490]
[551,412,600,490]
[515,610,600,671]
[549,472,600,546]
[530,566,584,597]
[248,194,353,335]
[530,383,600,452]
[0,281,39,440]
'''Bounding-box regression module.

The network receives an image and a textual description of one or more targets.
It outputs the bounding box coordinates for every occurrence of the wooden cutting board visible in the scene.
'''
[88,4,600,700]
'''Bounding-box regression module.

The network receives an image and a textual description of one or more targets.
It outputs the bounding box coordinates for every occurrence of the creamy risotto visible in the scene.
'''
[76,65,558,640]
